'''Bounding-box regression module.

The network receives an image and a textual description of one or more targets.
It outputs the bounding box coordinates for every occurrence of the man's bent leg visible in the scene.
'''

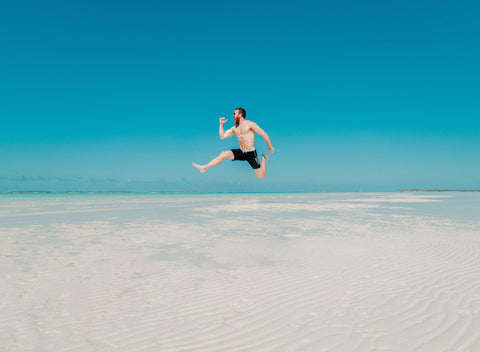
[253,154,269,179]
[192,150,234,173]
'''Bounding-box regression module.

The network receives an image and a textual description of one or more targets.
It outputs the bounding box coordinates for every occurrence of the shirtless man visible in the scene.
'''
[192,107,275,179]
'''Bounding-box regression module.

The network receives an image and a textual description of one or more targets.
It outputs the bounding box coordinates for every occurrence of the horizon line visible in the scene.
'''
[1,189,480,195]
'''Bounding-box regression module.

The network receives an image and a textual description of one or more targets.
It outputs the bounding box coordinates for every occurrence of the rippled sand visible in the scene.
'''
[1,193,479,351]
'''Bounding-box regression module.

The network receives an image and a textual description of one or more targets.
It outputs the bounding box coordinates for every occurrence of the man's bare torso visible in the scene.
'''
[232,120,256,150]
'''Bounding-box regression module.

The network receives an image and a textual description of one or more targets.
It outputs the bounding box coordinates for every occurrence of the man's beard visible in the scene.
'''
[235,117,241,126]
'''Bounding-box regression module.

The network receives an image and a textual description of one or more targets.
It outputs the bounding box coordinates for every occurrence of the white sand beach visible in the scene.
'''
[1,192,479,351]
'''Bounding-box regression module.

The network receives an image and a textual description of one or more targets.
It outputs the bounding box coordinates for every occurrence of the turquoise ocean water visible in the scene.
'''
[1,192,479,227]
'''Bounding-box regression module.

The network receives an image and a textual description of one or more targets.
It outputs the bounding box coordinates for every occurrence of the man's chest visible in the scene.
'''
[234,126,254,137]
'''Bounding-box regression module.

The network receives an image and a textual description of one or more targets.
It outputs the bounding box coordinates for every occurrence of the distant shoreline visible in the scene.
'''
[2,191,205,194]
[394,189,480,192]
[0,189,479,194]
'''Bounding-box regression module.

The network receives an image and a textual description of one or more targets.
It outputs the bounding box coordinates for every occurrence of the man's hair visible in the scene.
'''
[235,107,246,118]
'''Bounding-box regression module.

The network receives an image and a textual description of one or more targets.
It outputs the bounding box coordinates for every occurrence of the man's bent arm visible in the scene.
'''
[219,117,233,139]
[251,122,275,153]
[219,122,226,139]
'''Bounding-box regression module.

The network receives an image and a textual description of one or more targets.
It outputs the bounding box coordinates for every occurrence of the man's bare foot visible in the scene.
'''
[262,154,269,162]
[192,163,206,173]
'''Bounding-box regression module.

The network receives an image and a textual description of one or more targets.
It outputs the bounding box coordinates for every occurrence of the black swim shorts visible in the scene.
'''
[231,149,261,169]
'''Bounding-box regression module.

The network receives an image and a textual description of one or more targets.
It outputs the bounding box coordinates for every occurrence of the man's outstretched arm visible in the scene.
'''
[219,117,234,139]
[251,122,275,153]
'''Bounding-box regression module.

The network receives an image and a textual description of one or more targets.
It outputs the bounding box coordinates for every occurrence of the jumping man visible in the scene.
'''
[192,107,275,179]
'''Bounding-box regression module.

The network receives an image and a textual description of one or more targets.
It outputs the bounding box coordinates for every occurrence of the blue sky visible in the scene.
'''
[1,0,479,192]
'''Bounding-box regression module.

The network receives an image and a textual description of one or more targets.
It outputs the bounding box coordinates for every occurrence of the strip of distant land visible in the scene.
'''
[5,191,205,194]
[395,189,480,192]
[310,190,359,193]
[1,190,479,195]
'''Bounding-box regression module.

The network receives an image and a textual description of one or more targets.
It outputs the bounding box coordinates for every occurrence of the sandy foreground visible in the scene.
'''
[1,192,479,352]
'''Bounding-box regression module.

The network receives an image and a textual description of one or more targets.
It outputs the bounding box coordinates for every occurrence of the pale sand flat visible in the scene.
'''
[1,193,479,351]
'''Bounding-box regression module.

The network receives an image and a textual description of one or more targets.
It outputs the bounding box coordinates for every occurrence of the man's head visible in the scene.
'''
[233,107,246,126]
[234,108,246,118]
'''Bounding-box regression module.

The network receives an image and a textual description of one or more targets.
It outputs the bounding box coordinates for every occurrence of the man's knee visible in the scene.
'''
[220,150,233,160]
[254,169,265,179]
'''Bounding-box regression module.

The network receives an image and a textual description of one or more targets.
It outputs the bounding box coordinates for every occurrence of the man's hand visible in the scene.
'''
[267,147,275,153]
[219,117,228,124]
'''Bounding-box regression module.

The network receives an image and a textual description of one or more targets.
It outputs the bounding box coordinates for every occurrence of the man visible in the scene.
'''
[192,107,275,179]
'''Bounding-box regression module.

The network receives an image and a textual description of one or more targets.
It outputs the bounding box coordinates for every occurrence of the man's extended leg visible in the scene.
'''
[192,150,234,173]
[253,154,269,179]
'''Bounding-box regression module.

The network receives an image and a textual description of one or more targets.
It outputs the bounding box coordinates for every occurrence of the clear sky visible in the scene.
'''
[1,0,479,192]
